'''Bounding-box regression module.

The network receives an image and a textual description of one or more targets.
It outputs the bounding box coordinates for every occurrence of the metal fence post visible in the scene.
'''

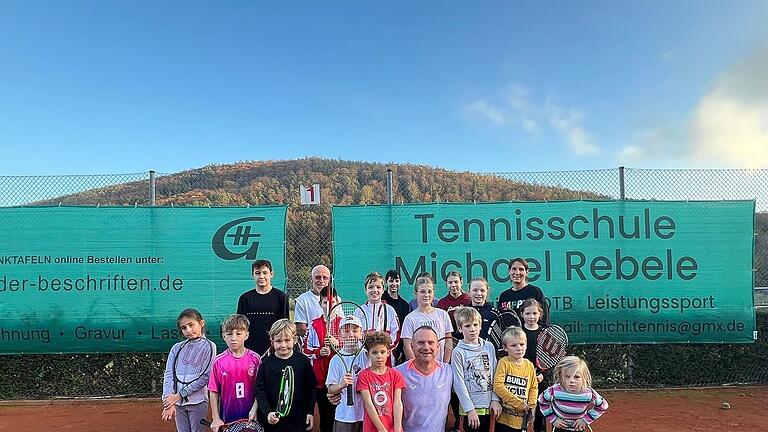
[386,168,393,204]
[149,170,156,206]
[619,166,626,200]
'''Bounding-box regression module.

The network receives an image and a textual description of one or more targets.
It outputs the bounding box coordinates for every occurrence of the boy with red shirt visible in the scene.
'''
[436,271,471,330]
[436,271,470,432]
[357,332,405,432]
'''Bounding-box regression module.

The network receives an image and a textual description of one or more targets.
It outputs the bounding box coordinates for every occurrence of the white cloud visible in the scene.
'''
[620,47,768,168]
[465,101,507,126]
[689,85,768,168]
[546,105,600,155]
[619,145,643,161]
[618,126,689,167]
[464,83,598,156]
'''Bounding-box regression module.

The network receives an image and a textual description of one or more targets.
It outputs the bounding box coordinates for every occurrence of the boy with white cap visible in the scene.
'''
[326,315,371,432]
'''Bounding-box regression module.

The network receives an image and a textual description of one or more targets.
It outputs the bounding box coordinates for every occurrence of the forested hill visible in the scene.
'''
[42,158,601,206]
[39,158,604,294]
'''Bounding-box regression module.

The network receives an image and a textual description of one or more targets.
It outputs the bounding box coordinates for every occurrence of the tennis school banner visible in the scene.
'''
[332,201,756,344]
[0,206,287,353]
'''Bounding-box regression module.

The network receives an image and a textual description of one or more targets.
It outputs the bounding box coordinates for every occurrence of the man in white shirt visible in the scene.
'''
[294,264,332,338]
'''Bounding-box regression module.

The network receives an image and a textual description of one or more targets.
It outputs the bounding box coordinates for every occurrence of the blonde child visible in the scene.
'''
[492,327,537,432]
[401,272,454,362]
[326,315,371,431]
[451,307,502,432]
[356,331,405,432]
[207,314,261,432]
[520,298,548,432]
[538,356,608,431]
[162,309,218,432]
[255,319,317,432]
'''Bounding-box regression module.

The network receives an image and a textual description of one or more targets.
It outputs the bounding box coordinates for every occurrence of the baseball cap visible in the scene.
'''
[339,314,362,328]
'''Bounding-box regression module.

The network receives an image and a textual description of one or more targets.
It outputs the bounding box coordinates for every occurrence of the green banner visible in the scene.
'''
[332,201,756,344]
[0,206,286,354]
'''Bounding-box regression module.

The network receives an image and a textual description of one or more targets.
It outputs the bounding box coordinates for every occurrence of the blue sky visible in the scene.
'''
[1,1,767,175]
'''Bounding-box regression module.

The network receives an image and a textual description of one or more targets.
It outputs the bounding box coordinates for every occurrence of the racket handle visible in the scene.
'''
[345,383,354,406]
[488,416,495,432]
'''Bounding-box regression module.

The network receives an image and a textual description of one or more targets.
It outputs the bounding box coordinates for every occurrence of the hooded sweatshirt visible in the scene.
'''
[451,338,500,415]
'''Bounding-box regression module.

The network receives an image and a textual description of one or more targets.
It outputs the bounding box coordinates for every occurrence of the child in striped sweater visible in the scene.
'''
[538,356,608,431]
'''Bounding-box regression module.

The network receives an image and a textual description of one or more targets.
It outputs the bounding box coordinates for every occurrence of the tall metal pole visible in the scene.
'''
[386,169,393,204]
[149,170,156,206]
[619,166,626,200]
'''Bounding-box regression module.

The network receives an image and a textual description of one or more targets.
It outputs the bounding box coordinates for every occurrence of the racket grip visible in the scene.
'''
[345,383,354,406]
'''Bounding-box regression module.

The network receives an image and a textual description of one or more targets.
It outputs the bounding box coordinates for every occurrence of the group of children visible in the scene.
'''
[161,270,608,432]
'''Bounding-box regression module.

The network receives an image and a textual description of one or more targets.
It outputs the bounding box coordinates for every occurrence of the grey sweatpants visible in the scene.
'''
[174,402,209,432]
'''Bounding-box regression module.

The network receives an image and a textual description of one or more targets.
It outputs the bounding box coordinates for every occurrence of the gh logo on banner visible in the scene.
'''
[211,217,265,260]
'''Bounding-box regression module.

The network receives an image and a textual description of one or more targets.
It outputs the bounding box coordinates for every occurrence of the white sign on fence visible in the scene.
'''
[300,184,320,205]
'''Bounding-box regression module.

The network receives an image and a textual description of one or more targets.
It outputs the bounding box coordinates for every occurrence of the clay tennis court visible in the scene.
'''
[0,386,764,432]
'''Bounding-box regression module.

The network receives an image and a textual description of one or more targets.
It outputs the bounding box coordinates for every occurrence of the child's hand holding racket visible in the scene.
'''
[267,412,280,425]
[490,400,501,418]
[339,372,354,387]
[305,414,314,431]
[209,417,225,432]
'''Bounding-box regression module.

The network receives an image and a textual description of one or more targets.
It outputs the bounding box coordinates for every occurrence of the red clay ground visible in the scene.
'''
[0,387,765,432]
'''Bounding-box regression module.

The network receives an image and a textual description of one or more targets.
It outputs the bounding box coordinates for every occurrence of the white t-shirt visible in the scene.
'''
[354,301,400,336]
[400,308,453,361]
[294,290,323,325]
[325,350,371,423]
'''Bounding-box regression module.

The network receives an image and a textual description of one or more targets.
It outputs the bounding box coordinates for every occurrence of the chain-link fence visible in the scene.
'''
[493,167,768,299]
[1,164,766,398]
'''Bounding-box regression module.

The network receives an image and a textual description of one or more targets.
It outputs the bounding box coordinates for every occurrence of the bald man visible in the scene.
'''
[396,325,453,432]
[294,264,332,338]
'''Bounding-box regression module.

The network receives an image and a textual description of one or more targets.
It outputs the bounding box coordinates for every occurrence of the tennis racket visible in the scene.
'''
[200,418,264,432]
[520,408,530,432]
[438,334,460,361]
[325,284,334,344]
[490,401,530,432]
[552,421,593,431]
[379,301,401,354]
[536,325,568,370]
[329,301,368,406]
[552,399,596,431]
[488,311,522,353]
[275,365,294,418]
[172,337,214,402]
